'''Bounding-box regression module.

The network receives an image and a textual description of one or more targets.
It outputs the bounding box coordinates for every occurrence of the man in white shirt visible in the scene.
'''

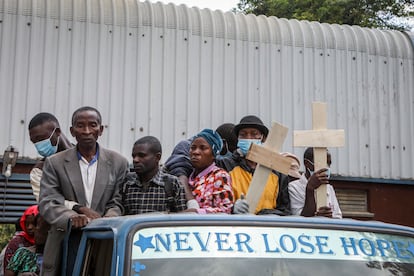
[288,147,342,219]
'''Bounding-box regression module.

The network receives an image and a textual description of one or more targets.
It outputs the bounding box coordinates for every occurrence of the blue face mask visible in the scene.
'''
[306,159,330,179]
[237,139,262,156]
[34,128,59,157]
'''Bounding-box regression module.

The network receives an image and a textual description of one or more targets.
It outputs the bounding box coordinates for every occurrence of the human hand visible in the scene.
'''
[78,206,102,220]
[186,199,200,209]
[233,194,249,214]
[307,168,329,190]
[70,214,89,228]
[315,206,333,218]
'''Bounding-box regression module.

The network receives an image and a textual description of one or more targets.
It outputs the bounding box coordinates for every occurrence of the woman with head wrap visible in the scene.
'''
[5,214,50,276]
[187,129,234,214]
[3,205,39,273]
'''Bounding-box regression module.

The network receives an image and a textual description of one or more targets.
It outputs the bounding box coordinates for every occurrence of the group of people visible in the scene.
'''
[2,106,342,276]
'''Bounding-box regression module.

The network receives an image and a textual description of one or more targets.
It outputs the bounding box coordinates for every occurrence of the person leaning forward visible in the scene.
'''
[217,115,291,215]
[38,106,129,276]
[28,112,73,202]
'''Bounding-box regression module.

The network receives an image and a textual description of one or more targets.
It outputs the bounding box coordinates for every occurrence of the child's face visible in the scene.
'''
[25,215,36,236]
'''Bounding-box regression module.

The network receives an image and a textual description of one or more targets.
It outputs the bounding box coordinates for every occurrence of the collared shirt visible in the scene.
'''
[121,170,187,215]
[77,146,99,207]
[188,163,234,214]
[288,174,342,218]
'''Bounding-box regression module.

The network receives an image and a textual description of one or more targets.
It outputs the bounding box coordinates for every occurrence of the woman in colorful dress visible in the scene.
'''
[187,128,234,214]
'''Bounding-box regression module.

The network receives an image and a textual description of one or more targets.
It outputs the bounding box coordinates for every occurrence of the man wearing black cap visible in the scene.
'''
[217,115,291,215]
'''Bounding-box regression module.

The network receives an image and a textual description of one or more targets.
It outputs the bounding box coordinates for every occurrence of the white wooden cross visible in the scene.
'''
[245,122,291,213]
[293,102,345,210]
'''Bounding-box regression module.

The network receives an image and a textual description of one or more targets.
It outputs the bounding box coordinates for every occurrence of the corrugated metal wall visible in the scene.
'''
[0,0,413,180]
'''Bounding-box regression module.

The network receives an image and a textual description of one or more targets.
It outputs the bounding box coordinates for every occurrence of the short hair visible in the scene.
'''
[304,147,330,163]
[134,136,162,155]
[28,112,60,130]
[304,147,314,162]
[71,106,102,125]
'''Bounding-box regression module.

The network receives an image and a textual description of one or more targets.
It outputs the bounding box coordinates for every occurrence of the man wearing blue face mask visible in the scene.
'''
[288,147,342,218]
[215,115,291,216]
[28,113,73,201]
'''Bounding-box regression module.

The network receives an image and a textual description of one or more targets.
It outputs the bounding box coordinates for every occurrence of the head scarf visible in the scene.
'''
[18,205,39,244]
[194,129,223,157]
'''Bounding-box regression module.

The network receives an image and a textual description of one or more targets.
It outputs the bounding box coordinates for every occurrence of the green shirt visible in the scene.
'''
[6,247,39,274]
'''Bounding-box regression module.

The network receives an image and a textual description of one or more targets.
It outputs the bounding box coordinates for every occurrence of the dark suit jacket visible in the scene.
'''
[39,145,128,275]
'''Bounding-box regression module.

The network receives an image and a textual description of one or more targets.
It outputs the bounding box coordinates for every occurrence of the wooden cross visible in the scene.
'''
[245,122,291,213]
[293,102,345,210]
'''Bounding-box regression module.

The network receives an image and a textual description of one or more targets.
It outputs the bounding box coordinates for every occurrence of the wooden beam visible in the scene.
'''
[293,102,345,209]
[246,143,291,175]
[245,122,289,213]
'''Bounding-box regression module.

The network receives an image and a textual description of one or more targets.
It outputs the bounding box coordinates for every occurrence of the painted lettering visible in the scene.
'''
[298,234,315,254]
[392,240,411,259]
[154,234,171,252]
[262,234,280,253]
[376,239,391,257]
[174,232,192,251]
[193,232,211,252]
[358,238,376,256]
[315,236,333,255]
[215,232,233,251]
[235,233,254,253]
[279,235,297,253]
[340,237,358,256]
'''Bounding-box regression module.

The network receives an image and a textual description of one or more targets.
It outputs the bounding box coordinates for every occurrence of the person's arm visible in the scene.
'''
[301,168,330,217]
[178,175,194,201]
[273,173,291,216]
[38,158,77,229]
[329,185,342,219]
[173,178,188,212]
[30,168,78,209]
[103,158,129,217]
[29,167,42,202]
[288,179,306,216]
[4,269,16,276]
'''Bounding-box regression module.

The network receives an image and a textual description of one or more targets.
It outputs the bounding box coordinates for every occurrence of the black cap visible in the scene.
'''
[233,115,269,137]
